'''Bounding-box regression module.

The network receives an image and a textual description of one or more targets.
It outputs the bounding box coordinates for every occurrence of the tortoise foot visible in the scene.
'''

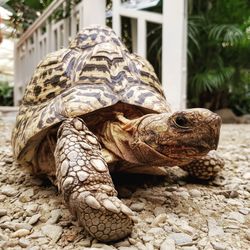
[69,190,133,242]
[179,150,225,180]
[54,117,133,242]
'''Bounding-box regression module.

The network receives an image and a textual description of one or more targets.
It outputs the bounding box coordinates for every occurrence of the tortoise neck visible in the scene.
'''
[99,119,141,164]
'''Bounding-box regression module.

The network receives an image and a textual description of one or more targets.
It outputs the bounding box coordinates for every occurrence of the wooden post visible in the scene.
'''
[162,0,187,110]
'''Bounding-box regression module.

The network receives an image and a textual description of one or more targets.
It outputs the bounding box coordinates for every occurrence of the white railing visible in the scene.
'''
[14,0,106,105]
[15,0,187,110]
[112,0,187,110]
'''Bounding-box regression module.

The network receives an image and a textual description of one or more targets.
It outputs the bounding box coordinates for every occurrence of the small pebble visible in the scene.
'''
[182,247,198,250]
[243,172,250,180]
[0,195,6,202]
[189,189,202,198]
[0,233,8,241]
[169,233,193,245]
[11,229,30,238]
[154,206,166,216]
[91,243,116,249]
[115,239,131,247]
[119,247,138,250]
[18,238,30,248]
[46,209,61,224]
[151,213,167,226]
[14,222,32,231]
[207,218,224,237]
[19,188,34,202]
[147,227,165,235]
[160,237,176,250]
[0,185,18,196]
[142,235,154,242]
[130,202,145,212]
[0,208,7,217]
[28,213,41,225]
[227,212,245,223]
[76,238,91,247]
[245,229,250,241]
[41,224,63,243]
[211,241,226,250]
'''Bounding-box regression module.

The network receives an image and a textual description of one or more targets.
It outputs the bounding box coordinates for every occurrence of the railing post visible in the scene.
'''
[137,18,146,58]
[82,0,106,27]
[162,0,187,110]
[112,0,121,37]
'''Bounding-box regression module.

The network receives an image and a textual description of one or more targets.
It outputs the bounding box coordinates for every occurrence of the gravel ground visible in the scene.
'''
[0,118,249,250]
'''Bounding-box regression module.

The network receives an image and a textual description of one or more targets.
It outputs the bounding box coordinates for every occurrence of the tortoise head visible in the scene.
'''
[130,108,221,165]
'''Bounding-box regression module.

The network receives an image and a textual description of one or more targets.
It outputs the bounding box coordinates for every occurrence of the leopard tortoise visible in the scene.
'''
[12,26,224,242]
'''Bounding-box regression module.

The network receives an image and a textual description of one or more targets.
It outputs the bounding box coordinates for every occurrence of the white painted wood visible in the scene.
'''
[118,7,162,24]
[83,0,106,27]
[137,18,146,58]
[14,0,106,105]
[112,0,122,37]
[162,0,187,110]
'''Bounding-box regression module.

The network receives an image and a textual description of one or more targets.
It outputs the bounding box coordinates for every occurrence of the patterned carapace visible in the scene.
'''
[12,26,170,164]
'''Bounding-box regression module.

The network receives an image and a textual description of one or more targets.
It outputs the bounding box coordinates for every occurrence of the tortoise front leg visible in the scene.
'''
[179,150,224,180]
[54,118,133,242]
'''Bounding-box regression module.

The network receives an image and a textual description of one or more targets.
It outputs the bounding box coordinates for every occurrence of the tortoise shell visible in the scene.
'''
[12,26,171,167]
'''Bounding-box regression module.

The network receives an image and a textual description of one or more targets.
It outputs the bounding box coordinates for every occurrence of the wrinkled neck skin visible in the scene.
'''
[100,109,221,167]
[99,113,192,167]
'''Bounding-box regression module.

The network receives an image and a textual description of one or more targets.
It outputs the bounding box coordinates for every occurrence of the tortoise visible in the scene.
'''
[12,26,224,242]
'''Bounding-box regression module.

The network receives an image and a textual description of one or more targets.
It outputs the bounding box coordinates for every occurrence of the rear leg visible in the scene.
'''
[54,118,133,242]
[179,150,224,180]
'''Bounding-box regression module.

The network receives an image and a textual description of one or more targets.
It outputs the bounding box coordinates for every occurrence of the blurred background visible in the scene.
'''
[0,0,249,122]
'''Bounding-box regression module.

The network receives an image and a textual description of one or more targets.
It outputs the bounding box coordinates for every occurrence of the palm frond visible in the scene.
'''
[209,24,245,45]
[187,15,205,60]
[190,67,235,95]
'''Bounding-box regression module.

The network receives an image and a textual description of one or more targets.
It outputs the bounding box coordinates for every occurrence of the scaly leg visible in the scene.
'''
[179,150,224,180]
[54,118,133,242]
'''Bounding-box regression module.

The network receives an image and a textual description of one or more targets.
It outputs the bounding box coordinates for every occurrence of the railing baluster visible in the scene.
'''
[14,0,106,105]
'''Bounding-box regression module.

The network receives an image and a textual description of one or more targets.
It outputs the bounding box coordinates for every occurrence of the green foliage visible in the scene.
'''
[0,82,14,106]
[2,0,55,36]
[187,0,250,114]
[140,0,250,114]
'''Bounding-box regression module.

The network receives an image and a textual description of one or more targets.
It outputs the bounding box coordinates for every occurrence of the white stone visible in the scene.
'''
[160,237,176,250]
[151,213,167,226]
[11,229,30,238]
[28,214,41,225]
[41,224,63,243]
[243,172,250,180]
[207,218,224,237]
[227,212,245,223]
[169,233,193,245]
[1,185,18,196]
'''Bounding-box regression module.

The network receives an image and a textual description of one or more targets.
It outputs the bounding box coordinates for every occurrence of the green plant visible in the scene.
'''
[0,82,14,106]
[188,0,250,114]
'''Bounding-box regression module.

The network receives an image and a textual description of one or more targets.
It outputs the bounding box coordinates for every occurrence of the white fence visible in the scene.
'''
[14,0,106,105]
[14,0,187,110]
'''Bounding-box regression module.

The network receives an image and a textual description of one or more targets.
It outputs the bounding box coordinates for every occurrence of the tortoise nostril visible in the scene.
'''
[174,116,189,128]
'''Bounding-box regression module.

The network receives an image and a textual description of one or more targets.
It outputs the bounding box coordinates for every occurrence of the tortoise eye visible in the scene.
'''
[174,116,189,128]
